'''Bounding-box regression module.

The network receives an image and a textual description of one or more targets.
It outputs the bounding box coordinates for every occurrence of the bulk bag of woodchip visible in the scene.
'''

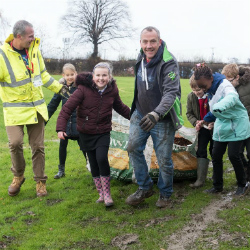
[108,111,197,182]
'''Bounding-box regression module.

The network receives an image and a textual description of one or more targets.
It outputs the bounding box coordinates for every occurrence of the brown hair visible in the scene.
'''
[189,74,198,88]
[221,64,239,78]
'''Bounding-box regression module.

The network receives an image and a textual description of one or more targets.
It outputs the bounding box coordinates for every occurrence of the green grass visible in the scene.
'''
[0,76,249,249]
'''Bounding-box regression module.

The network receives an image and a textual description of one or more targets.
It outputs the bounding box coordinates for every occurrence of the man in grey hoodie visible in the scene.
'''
[126,26,183,208]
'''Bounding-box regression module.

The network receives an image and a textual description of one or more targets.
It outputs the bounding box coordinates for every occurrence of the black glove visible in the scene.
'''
[139,111,160,132]
[58,85,71,99]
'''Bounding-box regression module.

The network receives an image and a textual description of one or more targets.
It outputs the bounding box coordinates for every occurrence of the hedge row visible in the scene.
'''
[44,58,248,79]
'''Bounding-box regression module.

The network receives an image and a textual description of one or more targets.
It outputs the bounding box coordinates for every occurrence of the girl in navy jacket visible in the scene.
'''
[47,63,86,179]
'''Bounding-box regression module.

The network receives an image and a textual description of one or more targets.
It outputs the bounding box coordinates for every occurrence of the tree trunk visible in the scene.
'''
[91,41,98,58]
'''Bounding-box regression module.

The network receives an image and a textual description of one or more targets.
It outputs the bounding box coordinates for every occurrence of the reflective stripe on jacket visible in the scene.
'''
[0,34,62,126]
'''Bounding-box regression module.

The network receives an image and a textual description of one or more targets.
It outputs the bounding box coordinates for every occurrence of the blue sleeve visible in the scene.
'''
[47,93,62,120]
[203,111,216,122]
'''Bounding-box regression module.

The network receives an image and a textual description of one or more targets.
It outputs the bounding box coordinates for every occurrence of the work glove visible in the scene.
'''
[58,85,71,99]
[139,111,160,132]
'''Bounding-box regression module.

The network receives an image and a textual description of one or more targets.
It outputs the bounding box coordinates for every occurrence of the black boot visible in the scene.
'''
[246,162,250,182]
[54,165,65,179]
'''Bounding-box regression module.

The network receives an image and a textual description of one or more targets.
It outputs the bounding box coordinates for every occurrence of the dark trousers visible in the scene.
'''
[197,128,213,158]
[59,138,84,165]
[239,137,250,166]
[212,140,246,189]
[87,146,110,178]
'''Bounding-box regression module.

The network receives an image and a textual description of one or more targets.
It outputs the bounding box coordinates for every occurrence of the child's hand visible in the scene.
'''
[195,124,201,131]
[58,131,67,140]
[208,122,214,130]
[195,120,203,131]
[59,85,71,99]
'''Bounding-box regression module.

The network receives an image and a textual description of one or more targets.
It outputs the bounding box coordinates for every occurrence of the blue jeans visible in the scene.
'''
[127,109,175,197]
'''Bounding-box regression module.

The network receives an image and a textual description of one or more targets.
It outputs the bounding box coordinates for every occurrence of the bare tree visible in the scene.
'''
[34,23,64,59]
[61,0,135,58]
[228,57,239,64]
[0,10,10,45]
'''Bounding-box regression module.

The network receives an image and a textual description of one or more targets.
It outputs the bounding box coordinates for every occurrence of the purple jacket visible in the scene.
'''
[56,72,130,134]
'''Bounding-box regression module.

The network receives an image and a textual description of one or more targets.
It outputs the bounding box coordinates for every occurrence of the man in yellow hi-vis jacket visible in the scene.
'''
[0,20,70,197]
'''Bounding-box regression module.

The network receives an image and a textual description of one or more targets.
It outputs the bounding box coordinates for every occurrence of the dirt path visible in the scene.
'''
[166,195,233,250]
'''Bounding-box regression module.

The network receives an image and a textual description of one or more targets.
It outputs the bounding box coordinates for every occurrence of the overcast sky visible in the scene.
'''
[1,0,249,63]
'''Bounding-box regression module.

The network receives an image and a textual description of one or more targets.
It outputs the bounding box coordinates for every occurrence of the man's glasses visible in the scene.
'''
[228,77,236,83]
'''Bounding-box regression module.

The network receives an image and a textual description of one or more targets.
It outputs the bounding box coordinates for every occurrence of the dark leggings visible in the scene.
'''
[239,137,250,166]
[87,146,110,178]
[212,140,246,189]
[197,127,213,158]
[59,138,85,165]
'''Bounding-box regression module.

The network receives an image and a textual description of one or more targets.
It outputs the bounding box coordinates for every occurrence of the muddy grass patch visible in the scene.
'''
[142,215,176,228]
[171,182,190,206]
[115,215,176,230]
[22,211,39,226]
[46,199,64,206]
[116,221,129,229]
[79,217,116,228]
[165,198,233,250]
[78,215,133,231]
[79,216,100,227]
[114,208,135,216]
[194,230,249,250]
[118,188,130,199]
[0,235,15,249]
[5,216,17,224]
[63,239,105,250]
[111,234,139,250]
[23,217,39,226]
[128,203,150,210]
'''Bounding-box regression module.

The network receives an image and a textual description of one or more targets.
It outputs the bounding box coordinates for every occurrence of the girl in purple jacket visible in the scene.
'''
[56,62,130,207]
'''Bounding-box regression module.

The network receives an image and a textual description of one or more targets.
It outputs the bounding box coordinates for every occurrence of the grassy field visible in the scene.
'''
[0,76,250,250]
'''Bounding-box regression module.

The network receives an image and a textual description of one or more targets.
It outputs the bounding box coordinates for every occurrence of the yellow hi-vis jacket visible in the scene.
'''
[0,34,63,126]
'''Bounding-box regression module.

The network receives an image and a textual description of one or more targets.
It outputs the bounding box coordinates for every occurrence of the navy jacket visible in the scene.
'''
[47,78,79,137]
